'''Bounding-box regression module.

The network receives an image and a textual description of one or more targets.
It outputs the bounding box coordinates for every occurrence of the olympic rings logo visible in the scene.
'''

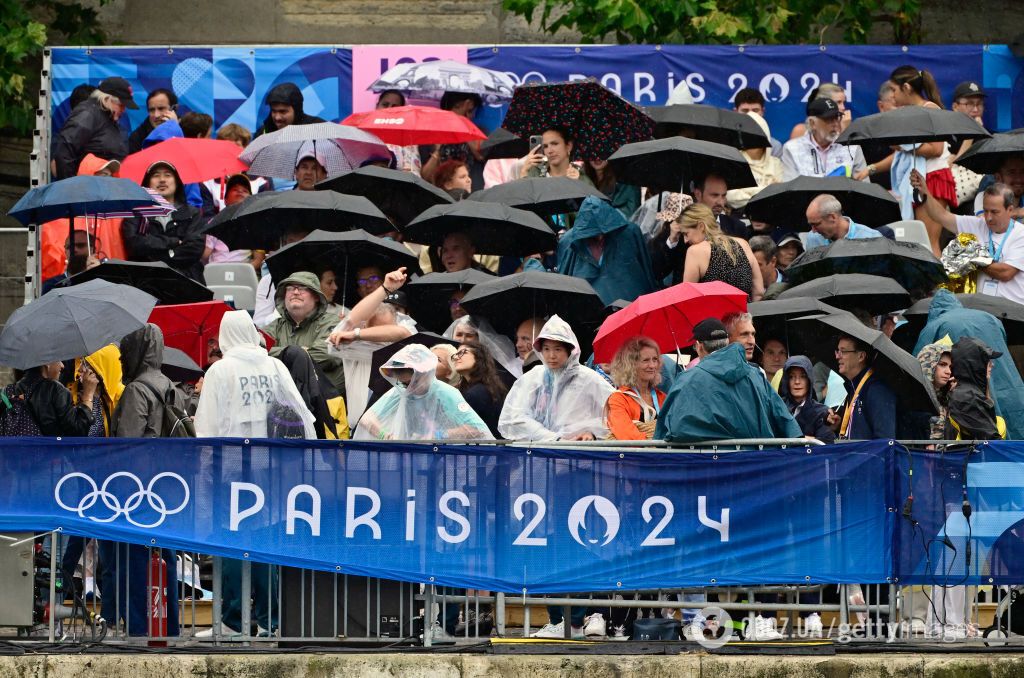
[54,472,190,528]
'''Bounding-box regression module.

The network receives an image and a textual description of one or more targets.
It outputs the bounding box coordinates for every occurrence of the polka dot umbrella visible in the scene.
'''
[501,80,655,161]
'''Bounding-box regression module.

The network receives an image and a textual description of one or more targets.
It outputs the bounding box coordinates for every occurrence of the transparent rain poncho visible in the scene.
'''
[194,310,316,438]
[498,314,614,441]
[443,315,522,379]
[353,343,494,441]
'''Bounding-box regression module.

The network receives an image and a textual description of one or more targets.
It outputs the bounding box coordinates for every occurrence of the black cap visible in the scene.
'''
[806,97,842,119]
[952,81,987,100]
[693,318,728,343]
[97,76,140,109]
[382,289,409,309]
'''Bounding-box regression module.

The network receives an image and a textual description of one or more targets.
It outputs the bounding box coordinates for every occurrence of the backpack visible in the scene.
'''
[138,380,196,438]
[266,401,307,439]
[0,385,43,437]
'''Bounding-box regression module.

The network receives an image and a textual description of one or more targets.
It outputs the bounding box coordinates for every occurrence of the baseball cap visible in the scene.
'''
[952,81,987,100]
[806,98,842,120]
[775,233,804,251]
[97,77,140,109]
[692,317,728,343]
[382,289,409,309]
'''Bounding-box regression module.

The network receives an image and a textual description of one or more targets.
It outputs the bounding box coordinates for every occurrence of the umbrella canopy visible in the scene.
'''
[836,106,990,147]
[342,105,486,146]
[239,122,389,180]
[592,282,749,363]
[467,177,609,219]
[8,175,160,225]
[204,190,393,250]
[607,137,756,194]
[481,127,530,160]
[405,270,496,333]
[0,279,157,369]
[57,259,213,305]
[265,229,419,307]
[315,166,453,228]
[119,137,247,184]
[748,298,846,345]
[94,188,176,220]
[403,201,557,256]
[744,176,901,230]
[369,59,517,104]
[459,271,606,339]
[367,332,460,407]
[785,238,946,294]
[161,346,204,383]
[148,300,235,367]
[788,312,938,414]
[502,80,655,161]
[953,132,1024,175]
[646,104,770,150]
[896,293,1024,348]
[777,273,911,316]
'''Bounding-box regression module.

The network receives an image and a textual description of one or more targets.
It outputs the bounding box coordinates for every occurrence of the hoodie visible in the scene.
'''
[911,340,953,440]
[256,82,326,137]
[944,337,1004,441]
[778,355,835,443]
[655,342,801,442]
[557,197,658,305]
[265,272,345,392]
[112,324,185,437]
[141,121,209,212]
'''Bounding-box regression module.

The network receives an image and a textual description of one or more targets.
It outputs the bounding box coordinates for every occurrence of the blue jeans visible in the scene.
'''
[547,604,586,628]
[97,542,179,636]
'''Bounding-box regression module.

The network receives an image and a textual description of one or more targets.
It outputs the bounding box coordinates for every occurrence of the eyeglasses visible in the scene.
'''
[356,275,382,287]
[453,349,470,359]
[284,284,310,294]
[835,348,862,357]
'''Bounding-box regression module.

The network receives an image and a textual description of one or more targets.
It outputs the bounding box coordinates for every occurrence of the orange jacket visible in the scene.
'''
[606,386,667,440]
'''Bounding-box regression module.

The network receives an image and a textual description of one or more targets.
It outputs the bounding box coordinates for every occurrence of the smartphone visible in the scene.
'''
[529,134,543,151]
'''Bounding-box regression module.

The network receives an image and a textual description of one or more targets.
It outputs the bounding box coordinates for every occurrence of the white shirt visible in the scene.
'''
[781,131,867,181]
[954,214,1024,304]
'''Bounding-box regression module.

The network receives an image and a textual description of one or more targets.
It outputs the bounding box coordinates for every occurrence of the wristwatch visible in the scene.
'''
[867,164,877,176]
[354,327,361,340]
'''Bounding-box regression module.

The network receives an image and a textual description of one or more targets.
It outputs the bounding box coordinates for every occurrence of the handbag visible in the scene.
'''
[630,617,681,641]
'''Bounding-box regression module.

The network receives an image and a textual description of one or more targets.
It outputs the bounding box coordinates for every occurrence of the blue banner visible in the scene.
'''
[0,438,891,592]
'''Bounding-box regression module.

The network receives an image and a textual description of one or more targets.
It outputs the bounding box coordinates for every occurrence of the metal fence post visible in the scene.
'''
[211,556,223,641]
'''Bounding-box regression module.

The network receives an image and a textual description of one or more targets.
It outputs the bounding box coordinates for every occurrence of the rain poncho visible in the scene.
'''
[112,324,186,438]
[945,337,1006,441]
[557,197,658,305]
[72,343,124,436]
[913,290,1024,439]
[443,315,522,379]
[498,315,614,440]
[354,344,493,441]
[655,343,802,443]
[194,310,315,438]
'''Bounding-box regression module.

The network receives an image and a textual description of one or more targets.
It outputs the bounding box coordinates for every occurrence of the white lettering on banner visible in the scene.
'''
[568,495,620,546]
[286,484,321,536]
[799,73,819,102]
[728,73,748,102]
[345,487,381,540]
[640,496,676,546]
[760,73,790,103]
[698,495,730,542]
[634,72,656,102]
[684,73,706,102]
[230,482,264,532]
[568,73,587,82]
[437,490,471,543]
[405,489,416,542]
[601,73,622,95]
[512,493,547,546]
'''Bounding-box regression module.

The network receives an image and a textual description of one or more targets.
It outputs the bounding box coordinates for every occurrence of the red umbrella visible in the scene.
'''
[592,282,748,363]
[148,300,234,367]
[120,137,248,184]
[341,105,486,146]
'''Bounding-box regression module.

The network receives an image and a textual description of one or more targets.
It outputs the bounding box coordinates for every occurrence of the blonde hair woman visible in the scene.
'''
[605,336,666,440]
[678,204,764,301]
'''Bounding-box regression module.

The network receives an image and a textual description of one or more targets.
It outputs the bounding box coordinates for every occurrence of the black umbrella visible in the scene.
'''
[0,279,157,369]
[953,132,1024,175]
[403,201,557,256]
[645,104,770,149]
[162,347,204,383]
[315,166,453,228]
[57,260,213,305]
[467,177,609,219]
[777,273,911,316]
[481,127,530,160]
[367,332,458,407]
[788,312,938,415]
[405,270,496,334]
[748,298,846,345]
[744,176,901,230]
[459,271,605,339]
[785,238,946,294]
[265,229,418,307]
[204,190,393,250]
[895,294,1024,349]
[608,137,757,194]
[836,106,990,147]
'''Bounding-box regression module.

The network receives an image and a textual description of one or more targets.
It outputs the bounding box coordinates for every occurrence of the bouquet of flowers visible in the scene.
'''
[939,233,991,293]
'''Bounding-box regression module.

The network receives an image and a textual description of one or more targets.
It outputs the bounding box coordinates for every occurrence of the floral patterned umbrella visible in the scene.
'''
[501,80,655,161]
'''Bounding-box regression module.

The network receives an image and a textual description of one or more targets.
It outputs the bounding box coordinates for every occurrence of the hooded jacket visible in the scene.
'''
[141,121,209,212]
[944,337,1004,441]
[498,315,614,440]
[778,355,835,443]
[265,272,345,392]
[914,290,1024,440]
[53,98,128,179]
[72,344,125,436]
[112,324,185,437]
[557,197,658,305]
[911,340,953,440]
[655,342,802,443]
[255,83,326,137]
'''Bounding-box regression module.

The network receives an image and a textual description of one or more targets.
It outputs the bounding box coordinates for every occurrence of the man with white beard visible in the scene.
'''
[781,98,867,181]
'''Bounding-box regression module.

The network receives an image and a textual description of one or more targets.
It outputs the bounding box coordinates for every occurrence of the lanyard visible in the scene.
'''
[989,221,1017,262]
[839,368,874,439]
[629,387,660,415]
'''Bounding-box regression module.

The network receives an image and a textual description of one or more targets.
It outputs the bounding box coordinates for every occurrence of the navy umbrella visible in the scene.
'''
[0,279,157,369]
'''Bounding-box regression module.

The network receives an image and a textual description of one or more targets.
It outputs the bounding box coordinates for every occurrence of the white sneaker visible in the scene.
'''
[682,620,705,641]
[194,623,241,639]
[530,620,584,639]
[584,612,607,638]
[805,612,823,638]
[746,615,784,641]
[423,621,455,645]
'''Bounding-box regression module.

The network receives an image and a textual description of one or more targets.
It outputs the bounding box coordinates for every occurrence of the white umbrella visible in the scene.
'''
[240,122,390,180]
[369,60,516,104]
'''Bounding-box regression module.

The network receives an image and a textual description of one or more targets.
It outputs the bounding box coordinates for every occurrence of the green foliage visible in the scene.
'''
[502,0,923,45]
[0,0,109,135]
